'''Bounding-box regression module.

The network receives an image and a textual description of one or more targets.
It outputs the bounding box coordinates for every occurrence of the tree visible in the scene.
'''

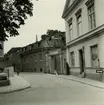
[0,0,33,41]
[41,34,47,40]
[46,29,66,43]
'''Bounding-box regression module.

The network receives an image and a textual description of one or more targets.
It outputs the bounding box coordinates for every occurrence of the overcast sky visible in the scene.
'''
[4,0,66,53]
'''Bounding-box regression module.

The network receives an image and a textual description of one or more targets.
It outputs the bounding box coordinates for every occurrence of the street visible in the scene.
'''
[0,73,104,105]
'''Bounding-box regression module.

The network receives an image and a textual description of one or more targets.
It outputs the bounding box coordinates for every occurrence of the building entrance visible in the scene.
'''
[51,55,60,74]
[79,48,85,74]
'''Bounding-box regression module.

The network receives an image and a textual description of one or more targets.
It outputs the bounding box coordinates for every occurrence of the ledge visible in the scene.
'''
[66,24,104,47]
[62,0,83,18]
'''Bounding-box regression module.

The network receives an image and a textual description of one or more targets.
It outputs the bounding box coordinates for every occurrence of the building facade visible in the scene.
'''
[21,34,66,73]
[45,47,66,75]
[4,47,22,72]
[21,42,46,72]
[4,31,66,74]
[43,34,66,74]
[62,0,104,81]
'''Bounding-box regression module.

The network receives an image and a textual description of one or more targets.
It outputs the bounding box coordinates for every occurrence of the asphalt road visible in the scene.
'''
[0,73,104,105]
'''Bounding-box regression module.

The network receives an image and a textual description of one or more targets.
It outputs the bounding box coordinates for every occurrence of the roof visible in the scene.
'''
[6,47,21,54]
[5,31,66,56]
[62,0,81,19]
[62,0,70,18]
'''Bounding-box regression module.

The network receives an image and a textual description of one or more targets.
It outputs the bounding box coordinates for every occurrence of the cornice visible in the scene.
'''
[66,24,104,47]
[62,0,83,19]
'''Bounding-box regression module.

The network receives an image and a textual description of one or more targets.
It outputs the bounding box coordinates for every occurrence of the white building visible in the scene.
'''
[62,0,104,81]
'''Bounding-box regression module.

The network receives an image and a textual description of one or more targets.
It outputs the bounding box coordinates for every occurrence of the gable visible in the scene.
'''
[62,0,70,18]
[62,0,76,18]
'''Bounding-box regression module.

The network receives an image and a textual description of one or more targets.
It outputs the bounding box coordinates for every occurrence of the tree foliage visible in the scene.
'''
[41,34,47,40]
[47,29,66,42]
[0,0,33,41]
[41,29,66,45]
[41,29,65,42]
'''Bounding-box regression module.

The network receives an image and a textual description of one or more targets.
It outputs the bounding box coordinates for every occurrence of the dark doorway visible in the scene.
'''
[13,64,16,72]
[54,55,60,74]
[40,68,43,72]
[79,49,85,74]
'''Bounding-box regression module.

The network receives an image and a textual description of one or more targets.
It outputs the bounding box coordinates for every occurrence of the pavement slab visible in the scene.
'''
[57,75,104,89]
[0,75,30,94]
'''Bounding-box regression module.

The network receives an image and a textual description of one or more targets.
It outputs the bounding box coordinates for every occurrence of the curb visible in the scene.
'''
[58,76,104,89]
[0,85,31,94]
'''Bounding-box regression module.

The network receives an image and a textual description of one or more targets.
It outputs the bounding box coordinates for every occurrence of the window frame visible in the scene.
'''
[86,0,96,30]
[70,51,75,67]
[68,18,73,41]
[69,23,73,40]
[34,54,37,63]
[77,16,82,36]
[88,5,96,29]
[90,44,99,67]
[75,9,82,37]
[39,53,42,61]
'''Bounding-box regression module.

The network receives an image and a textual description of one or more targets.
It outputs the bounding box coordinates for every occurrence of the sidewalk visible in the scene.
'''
[57,75,104,89]
[0,75,30,94]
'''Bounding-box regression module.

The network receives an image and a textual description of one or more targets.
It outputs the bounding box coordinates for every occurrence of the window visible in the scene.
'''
[10,53,12,57]
[91,45,99,67]
[23,58,26,63]
[86,0,96,29]
[88,5,96,29]
[68,18,73,40]
[23,48,25,52]
[29,46,31,50]
[23,57,28,64]
[39,54,42,61]
[31,45,34,49]
[30,55,32,61]
[77,16,82,36]
[69,23,73,40]
[76,9,82,36]
[70,52,75,67]
[34,55,37,62]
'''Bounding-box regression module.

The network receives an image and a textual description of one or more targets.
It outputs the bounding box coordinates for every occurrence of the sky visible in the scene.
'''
[4,0,66,53]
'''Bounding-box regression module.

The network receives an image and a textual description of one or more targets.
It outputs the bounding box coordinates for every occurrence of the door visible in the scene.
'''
[79,48,85,74]
[54,55,60,74]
